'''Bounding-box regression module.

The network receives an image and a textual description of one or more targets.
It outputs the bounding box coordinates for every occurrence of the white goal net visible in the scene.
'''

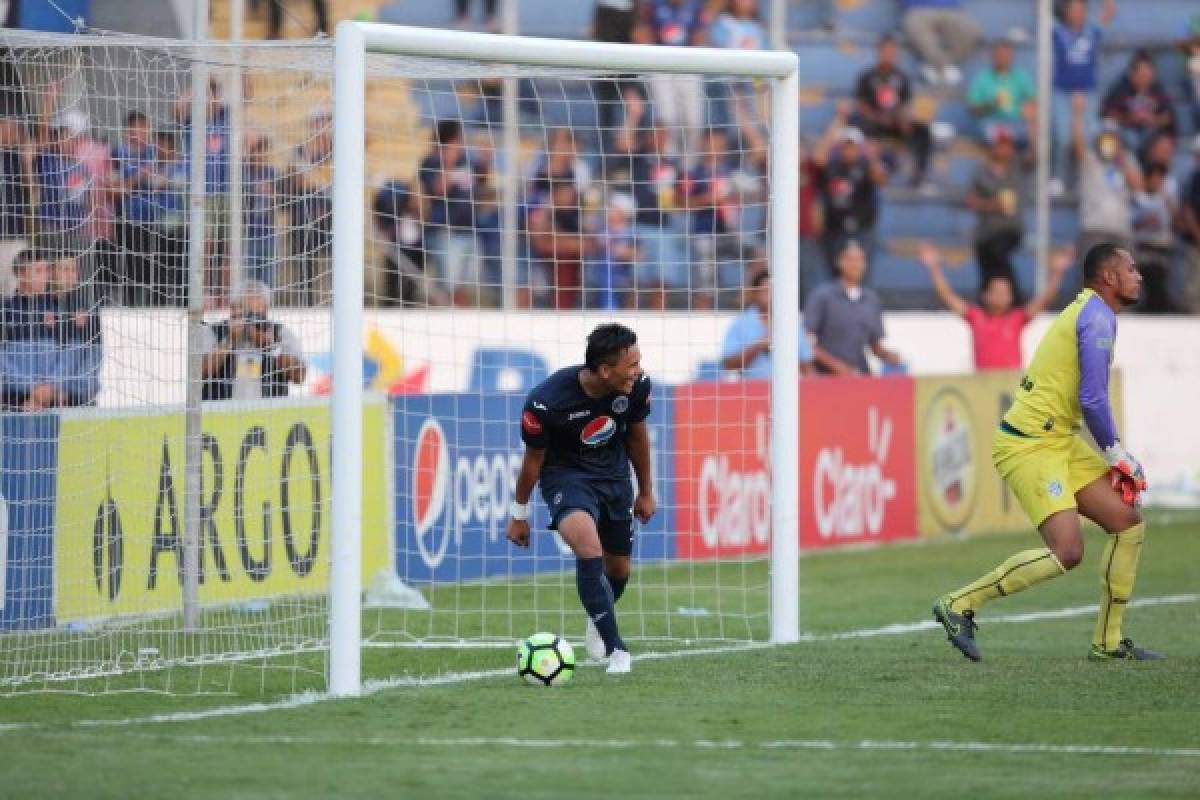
[0,24,798,698]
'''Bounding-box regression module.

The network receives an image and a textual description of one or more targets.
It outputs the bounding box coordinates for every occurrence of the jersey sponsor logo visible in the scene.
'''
[412,418,454,569]
[1048,479,1064,498]
[521,410,543,435]
[532,401,547,411]
[612,396,629,414]
[580,416,617,447]
[568,410,590,421]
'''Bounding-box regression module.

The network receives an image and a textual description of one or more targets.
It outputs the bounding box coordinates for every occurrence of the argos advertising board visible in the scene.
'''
[393,390,675,583]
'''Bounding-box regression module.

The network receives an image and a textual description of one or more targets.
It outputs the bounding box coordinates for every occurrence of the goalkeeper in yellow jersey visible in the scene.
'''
[933,243,1161,662]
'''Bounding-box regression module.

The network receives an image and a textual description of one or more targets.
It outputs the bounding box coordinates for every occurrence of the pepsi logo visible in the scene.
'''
[580,416,616,447]
[411,418,452,568]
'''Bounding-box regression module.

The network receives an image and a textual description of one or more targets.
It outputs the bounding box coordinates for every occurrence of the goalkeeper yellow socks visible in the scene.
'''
[948,548,1067,613]
[1093,523,1145,651]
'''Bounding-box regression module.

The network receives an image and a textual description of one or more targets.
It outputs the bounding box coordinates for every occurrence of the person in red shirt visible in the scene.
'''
[918,242,1071,370]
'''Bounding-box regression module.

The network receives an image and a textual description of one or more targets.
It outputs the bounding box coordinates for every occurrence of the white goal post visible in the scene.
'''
[330,22,801,697]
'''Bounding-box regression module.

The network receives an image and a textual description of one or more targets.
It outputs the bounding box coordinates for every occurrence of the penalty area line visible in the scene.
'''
[2,593,1195,733]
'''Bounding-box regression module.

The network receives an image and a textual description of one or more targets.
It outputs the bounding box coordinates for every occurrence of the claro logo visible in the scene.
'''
[697,413,770,549]
[812,407,897,539]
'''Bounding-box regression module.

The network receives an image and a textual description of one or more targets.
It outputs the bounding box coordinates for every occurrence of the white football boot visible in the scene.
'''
[606,649,632,674]
[584,617,607,662]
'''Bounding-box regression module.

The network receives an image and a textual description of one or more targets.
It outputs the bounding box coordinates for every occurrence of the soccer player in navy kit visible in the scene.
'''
[506,324,656,674]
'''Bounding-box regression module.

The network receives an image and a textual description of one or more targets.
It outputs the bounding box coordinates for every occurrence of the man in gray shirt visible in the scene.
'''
[804,240,904,376]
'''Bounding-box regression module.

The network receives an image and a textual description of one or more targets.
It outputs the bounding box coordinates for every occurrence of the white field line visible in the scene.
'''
[15,730,1200,760]
[1,592,1195,734]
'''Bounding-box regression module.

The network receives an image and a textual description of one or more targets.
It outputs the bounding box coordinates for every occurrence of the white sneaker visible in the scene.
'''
[942,65,962,87]
[606,649,632,674]
[584,617,606,661]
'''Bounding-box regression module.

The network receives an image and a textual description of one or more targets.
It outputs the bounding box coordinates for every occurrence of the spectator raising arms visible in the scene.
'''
[1073,94,1141,257]
[1050,0,1116,193]
[853,34,933,188]
[811,101,888,276]
[919,241,1071,371]
[804,239,903,376]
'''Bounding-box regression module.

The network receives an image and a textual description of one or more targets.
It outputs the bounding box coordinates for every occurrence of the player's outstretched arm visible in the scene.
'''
[627,421,656,524]
[507,446,545,548]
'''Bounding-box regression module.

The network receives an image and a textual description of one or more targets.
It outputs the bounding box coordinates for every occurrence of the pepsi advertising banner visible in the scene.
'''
[393,390,675,583]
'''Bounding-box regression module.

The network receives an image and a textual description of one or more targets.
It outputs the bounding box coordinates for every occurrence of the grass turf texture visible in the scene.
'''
[3,510,1199,798]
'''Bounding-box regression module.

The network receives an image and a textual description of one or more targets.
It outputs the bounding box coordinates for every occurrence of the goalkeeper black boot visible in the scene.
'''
[933,596,981,662]
[1088,638,1165,662]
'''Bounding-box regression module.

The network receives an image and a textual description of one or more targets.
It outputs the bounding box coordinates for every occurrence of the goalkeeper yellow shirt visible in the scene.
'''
[1002,288,1120,449]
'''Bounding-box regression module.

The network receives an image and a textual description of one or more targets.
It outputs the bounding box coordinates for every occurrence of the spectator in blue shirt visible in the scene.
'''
[113,110,159,305]
[148,129,189,307]
[52,253,100,406]
[583,191,638,310]
[682,128,742,307]
[1051,0,1116,193]
[721,269,814,379]
[1,249,62,410]
[242,132,279,289]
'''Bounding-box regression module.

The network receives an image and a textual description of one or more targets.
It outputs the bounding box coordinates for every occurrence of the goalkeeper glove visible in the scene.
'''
[1104,442,1147,506]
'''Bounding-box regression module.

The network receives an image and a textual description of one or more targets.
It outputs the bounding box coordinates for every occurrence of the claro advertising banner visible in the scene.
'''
[674,377,918,557]
[53,400,391,623]
[915,370,1124,537]
[797,376,917,548]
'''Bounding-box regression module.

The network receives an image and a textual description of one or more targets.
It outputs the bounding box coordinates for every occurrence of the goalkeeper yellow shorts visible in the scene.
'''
[992,427,1110,527]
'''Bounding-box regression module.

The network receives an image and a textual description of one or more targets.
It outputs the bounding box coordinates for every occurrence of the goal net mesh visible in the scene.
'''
[0,28,778,696]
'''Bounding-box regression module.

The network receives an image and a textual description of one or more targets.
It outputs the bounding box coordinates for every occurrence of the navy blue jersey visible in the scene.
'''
[520,365,652,482]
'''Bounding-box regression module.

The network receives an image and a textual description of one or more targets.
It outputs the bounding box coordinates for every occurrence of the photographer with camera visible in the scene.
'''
[199,280,306,401]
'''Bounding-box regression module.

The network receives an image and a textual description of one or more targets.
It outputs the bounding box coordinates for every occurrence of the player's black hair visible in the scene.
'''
[434,119,463,146]
[1082,242,1124,284]
[585,323,638,371]
[11,248,47,272]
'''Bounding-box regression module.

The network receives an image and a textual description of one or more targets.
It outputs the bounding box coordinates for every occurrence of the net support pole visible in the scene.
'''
[329,20,366,697]
[768,64,800,645]
[182,0,210,633]
[1034,0,1052,294]
[499,0,519,309]
[228,0,245,297]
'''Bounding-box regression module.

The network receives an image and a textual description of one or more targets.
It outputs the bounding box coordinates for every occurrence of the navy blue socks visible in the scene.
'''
[576,557,624,655]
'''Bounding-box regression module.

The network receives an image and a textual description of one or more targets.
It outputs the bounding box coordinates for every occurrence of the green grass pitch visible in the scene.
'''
[3,510,1199,798]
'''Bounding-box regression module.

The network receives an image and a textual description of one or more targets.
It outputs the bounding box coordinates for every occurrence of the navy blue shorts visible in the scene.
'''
[540,477,635,557]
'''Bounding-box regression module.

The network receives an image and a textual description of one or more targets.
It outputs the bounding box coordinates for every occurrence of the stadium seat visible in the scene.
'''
[468,348,550,394]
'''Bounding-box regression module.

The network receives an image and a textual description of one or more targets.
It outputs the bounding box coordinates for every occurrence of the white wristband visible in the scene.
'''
[509,501,529,521]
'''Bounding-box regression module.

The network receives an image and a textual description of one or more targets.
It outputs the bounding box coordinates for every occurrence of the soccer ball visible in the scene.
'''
[516,632,575,687]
